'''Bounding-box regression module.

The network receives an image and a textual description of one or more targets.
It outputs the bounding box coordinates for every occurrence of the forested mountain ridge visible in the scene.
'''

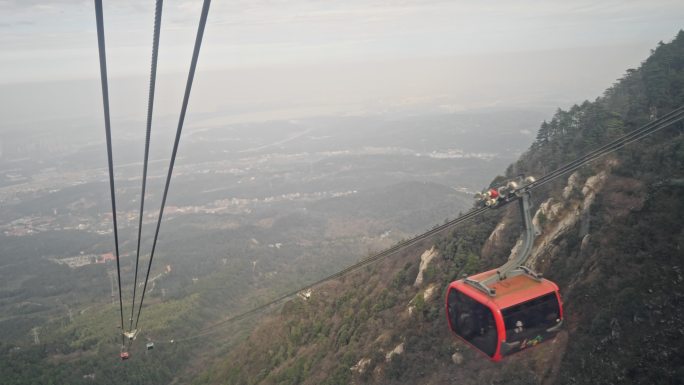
[195,31,684,384]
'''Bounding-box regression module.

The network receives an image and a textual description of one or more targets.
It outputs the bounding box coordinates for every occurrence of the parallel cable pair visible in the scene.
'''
[172,205,491,343]
[130,0,163,336]
[526,105,684,192]
[134,0,211,334]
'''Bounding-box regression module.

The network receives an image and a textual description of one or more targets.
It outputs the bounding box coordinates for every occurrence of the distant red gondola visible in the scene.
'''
[120,352,130,360]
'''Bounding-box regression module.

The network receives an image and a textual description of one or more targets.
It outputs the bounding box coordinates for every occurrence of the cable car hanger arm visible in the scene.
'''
[466,184,541,296]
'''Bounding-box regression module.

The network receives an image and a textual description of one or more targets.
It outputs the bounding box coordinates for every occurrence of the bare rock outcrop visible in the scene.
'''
[528,170,609,268]
[351,357,372,374]
[414,247,438,287]
[385,343,405,362]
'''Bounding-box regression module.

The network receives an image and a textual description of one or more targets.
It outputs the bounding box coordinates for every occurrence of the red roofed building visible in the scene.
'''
[97,253,116,264]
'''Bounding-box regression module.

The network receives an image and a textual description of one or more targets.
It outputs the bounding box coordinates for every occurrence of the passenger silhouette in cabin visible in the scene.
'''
[514,320,524,334]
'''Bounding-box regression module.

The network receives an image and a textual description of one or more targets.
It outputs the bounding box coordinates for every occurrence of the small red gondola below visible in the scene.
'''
[446,269,563,361]
[120,352,130,360]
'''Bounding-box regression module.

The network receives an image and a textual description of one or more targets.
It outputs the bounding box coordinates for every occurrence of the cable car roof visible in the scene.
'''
[452,269,559,310]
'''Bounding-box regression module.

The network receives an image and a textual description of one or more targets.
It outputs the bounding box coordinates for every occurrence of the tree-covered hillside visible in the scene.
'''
[196,31,684,385]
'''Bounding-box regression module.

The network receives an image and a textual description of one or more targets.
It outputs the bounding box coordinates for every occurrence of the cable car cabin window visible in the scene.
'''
[501,292,560,350]
[447,289,498,357]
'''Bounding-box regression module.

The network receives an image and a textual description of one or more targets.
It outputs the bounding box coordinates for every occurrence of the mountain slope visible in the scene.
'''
[195,31,684,385]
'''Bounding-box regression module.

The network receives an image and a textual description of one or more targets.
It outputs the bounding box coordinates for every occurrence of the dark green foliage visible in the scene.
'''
[273,357,309,385]
[385,353,407,379]
[437,210,502,282]
[557,182,684,385]
[372,289,397,313]
[321,366,351,385]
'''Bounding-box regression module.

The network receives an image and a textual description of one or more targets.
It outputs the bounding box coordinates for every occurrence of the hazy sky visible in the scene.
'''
[1,0,683,125]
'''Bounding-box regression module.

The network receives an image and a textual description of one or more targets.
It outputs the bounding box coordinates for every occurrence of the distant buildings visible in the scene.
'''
[96,253,116,264]
[51,254,96,268]
[51,252,116,268]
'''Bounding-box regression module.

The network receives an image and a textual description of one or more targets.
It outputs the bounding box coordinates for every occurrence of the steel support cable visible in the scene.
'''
[614,113,684,149]
[134,0,212,331]
[527,110,679,191]
[169,206,490,343]
[130,0,164,333]
[526,106,684,191]
[532,111,684,189]
[527,109,684,192]
[530,106,684,188]
[165,105,684,343]
[94,0,126,347]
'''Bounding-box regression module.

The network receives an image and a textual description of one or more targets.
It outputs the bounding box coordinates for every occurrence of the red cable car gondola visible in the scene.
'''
[446,182,563,361]
[446,270,563,360]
